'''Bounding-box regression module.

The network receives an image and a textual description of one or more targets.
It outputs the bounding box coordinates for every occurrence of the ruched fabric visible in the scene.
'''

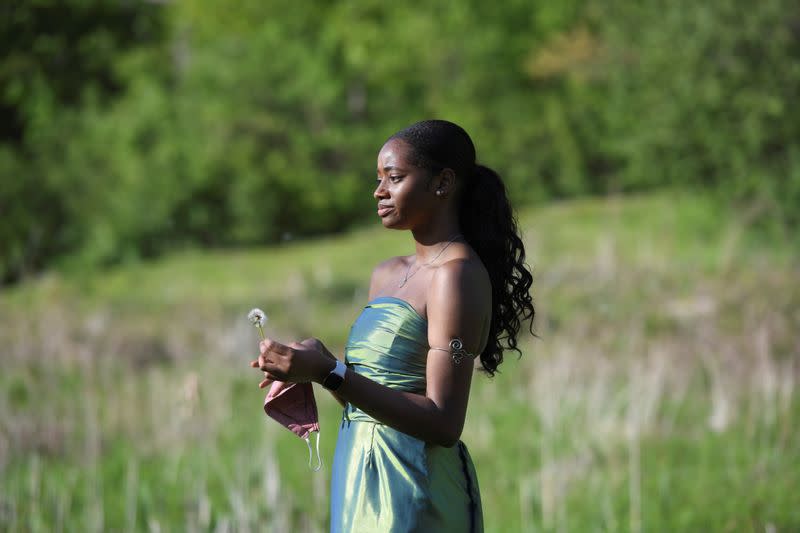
[330,297,483,533]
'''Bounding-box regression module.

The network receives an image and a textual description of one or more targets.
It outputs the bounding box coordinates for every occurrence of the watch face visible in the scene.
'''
[323,373,344,391]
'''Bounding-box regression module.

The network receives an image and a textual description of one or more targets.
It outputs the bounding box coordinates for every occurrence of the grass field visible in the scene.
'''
[1,192,798,532]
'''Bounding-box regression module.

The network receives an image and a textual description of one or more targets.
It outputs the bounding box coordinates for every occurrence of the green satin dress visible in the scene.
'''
[330,297,483,533]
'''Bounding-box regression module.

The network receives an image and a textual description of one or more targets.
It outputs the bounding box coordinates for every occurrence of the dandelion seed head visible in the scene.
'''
[248,308,268,327]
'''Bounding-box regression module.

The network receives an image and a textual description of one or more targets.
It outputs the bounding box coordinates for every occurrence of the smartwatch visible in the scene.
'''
[322,360,347,391]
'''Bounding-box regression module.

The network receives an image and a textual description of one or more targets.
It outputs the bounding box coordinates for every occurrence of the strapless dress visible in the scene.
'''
[329,297,483,532]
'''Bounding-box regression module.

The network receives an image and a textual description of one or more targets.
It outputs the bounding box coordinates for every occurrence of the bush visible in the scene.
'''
[1,0,798,282]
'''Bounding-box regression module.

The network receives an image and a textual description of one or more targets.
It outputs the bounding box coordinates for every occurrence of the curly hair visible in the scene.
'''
[390,120,535,375]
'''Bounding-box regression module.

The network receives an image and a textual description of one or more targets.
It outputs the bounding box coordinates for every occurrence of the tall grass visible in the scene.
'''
[1,193,798,531]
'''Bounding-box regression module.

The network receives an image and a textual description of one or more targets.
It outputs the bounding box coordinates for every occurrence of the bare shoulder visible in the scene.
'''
[430,256,491,302]
[427,256,491,354]
[368,256,411,299]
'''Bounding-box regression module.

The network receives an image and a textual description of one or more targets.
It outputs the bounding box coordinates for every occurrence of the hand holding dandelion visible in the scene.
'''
[248,308,268,340]
[248,307,332,386]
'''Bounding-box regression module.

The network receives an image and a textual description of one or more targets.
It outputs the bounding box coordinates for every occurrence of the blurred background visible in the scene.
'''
[1,0,798,531]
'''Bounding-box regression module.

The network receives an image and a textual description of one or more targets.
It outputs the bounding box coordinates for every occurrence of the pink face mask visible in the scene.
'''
[263,381,322,470]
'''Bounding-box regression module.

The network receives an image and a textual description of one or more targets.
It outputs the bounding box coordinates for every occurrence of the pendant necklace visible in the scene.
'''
[398,234,463,288]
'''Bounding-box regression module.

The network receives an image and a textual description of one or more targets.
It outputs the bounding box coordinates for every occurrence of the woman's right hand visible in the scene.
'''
[250,337,333,388]
[298,337,347,406]
[299,338,337,362]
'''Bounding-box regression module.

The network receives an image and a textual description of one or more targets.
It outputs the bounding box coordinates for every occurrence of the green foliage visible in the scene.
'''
[585,0,800,216]
[1,0,799,282]
[0,0,169,280]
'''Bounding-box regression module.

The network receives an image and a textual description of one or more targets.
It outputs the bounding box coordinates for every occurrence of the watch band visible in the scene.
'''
[322,360,347,391]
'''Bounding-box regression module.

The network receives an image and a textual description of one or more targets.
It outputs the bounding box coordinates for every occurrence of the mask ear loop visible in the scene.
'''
[304,431,323,471]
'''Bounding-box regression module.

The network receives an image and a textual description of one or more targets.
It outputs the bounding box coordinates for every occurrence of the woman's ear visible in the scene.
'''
[433,168,457,198]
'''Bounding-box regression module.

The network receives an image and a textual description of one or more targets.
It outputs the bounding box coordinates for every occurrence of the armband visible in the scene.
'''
[430,338,475,365]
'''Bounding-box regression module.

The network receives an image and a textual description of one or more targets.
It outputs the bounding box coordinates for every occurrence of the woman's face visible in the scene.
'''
[374,139,437,230]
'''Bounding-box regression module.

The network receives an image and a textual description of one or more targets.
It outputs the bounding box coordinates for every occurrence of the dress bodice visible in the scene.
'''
[343,297,429,420]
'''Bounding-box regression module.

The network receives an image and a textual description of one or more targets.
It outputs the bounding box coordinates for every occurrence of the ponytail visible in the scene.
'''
[460,165,535,375]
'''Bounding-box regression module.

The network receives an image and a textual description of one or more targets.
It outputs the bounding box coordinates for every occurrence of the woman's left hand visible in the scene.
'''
[249,337,331,388]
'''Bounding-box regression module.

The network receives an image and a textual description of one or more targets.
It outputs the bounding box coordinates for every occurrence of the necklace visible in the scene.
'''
[398,234,463,288]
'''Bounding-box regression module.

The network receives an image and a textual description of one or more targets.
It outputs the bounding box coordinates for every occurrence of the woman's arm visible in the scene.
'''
[253,258,491,447]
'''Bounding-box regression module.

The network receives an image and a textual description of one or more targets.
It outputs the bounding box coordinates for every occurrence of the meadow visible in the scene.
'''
[1,193,798,532]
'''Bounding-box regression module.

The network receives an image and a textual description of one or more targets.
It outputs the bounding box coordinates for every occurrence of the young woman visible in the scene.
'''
[251,120,535,532]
